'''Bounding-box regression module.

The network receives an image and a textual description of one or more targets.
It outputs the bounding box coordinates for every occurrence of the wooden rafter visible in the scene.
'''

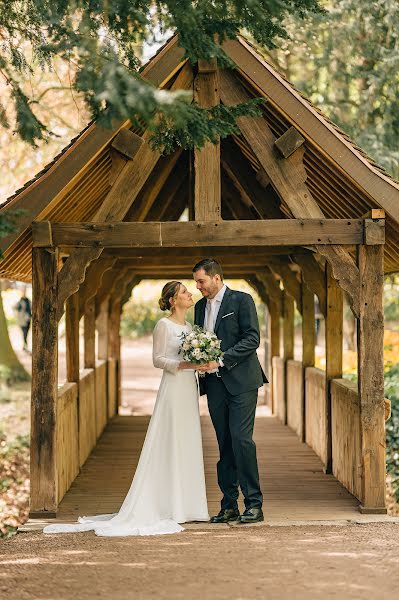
[56,62,194,318]
[222,139,283,219]
[219,68,361,317]
[194,59,221,221]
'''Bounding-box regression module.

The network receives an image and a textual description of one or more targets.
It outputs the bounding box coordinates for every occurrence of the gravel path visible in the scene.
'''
[1,524,399,599]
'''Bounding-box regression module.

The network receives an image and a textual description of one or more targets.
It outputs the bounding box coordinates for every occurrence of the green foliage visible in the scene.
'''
[121,301,168,338]
[0,1,321,149]
[262,0,399,178]
[385,364,399,502]
[384,275,399,323]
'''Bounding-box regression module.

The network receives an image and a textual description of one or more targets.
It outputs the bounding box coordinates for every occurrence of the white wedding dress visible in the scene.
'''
[43,317,209,536]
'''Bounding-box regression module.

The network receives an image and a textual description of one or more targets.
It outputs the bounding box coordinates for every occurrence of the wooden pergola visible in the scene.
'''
[2,35,398,520]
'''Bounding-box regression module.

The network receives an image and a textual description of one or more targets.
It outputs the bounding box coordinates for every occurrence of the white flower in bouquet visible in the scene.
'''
[179,325,224,365]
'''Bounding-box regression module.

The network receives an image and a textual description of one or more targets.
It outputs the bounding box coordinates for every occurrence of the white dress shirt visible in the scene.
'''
[204,285,226,372]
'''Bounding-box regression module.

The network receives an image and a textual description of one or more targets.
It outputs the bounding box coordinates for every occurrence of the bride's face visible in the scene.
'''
[173,285,194,310]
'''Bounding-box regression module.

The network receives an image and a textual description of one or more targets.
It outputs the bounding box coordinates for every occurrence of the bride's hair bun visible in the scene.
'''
[159,281,182,312]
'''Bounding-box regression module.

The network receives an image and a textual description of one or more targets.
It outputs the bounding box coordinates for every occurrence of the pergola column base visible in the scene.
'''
[358,505,387,515]
[29,510,57,519]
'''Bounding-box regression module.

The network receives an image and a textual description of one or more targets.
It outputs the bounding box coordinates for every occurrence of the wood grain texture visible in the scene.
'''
[286,360,303,439]
[66,292,80,382]
[357,243,386,512]
[30,247,59,515]
[219,68,361,314]
[273,357,285,423]
[95,360,108,438]
[56,382,79,504]
[194,62,221,221]
[84,296,96,369]
[305,367,327,466]
[31,414,359,526]
[79,369,97,467]
[325,263,343,473]
[41,220,365,249]
[301,281,316,442]
[331,379,362,502]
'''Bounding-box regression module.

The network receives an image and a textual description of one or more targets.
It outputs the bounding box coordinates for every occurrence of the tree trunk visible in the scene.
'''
[0,290,30,384]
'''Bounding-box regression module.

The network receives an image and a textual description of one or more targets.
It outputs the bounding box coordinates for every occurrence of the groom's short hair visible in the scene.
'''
[192,258,223,281]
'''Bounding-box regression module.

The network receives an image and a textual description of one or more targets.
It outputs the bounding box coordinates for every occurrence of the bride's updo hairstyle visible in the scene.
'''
[158,281,182,312]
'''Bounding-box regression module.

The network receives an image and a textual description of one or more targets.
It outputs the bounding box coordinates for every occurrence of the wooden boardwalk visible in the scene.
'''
[41,414,362,526]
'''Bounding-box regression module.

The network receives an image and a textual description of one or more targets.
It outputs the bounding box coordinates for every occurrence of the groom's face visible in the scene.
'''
[193,268,221,299]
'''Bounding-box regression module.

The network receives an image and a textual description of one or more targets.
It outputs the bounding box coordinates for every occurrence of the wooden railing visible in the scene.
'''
[331,378,362,500]
[286,360,303,438]
[272,357,285,422]
[56,382,79,504]
[53,358,119,506]
[305,367,327,465]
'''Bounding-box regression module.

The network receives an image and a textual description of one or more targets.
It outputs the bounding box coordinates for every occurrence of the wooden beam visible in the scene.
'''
[103,246,311,258]
[357,244,386,513]
[283,291,295,425]
[114,255,293,268]
[84,296,96,369]
[268,258,302,313]
[324,263,343,474]
[364,218,385,245]
[65,291,80,382]
[219,68,361,316]
[223,139,283,219]
[301,281,315,443]
[96,298,109,361]
[30,247,58,517]
[0,35,186,254]
[194,60,221,221]
[95,267,129,317]
[34,219,365,249]
[111,129,144,160]
[275,126,305,159]
[78,257,116,317]
[222,36,399,224]
[293,253,326,317]
[124,149,184,222]
[55,62,193,317]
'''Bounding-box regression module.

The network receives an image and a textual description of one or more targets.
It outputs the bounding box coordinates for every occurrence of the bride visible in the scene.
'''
[43,281,210,536]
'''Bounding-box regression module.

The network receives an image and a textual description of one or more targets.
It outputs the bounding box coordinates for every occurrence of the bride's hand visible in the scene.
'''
[178,361,198,370]
[196,363,210,372]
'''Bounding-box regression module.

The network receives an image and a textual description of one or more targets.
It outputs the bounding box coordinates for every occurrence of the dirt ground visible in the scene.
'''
[2,328,399,598]
[1,524,399,599]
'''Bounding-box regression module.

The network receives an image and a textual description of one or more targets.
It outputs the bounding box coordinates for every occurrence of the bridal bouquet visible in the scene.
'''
[179,325,223,365]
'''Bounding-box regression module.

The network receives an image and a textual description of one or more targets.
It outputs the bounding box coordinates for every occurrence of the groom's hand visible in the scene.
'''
[205,361,219,371]
[197,363,210,372]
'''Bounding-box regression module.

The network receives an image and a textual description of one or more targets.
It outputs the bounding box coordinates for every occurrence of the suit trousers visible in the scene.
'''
[204,374,263,511]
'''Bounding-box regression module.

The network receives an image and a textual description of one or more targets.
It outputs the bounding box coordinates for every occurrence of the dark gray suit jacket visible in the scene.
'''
[194,287,268,396]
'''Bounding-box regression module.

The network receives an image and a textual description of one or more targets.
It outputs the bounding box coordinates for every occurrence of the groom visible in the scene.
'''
[193,258,267,524]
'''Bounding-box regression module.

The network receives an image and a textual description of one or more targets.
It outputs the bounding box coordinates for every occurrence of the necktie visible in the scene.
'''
[205,299,216,332]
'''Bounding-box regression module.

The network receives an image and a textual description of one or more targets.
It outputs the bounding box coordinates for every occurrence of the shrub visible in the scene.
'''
[385,364,399,502]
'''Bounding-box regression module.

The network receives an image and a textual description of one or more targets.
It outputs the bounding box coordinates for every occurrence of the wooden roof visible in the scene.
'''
[2,34,399,281]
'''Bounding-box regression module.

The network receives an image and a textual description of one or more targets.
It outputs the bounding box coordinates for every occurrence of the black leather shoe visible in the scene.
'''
[209,508,240,523]
[238,507,264,523]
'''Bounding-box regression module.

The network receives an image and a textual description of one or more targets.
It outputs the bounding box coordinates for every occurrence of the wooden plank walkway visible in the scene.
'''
[41,414,361,525]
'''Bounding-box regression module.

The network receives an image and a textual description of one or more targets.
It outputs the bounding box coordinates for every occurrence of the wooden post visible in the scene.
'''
[325,263,343,473]
[301,282,315,442]
[30,247,59,517]
[84,296,96,369]
[283,291,295,425]
[357,243,386,513]
[66,291,80,382]
[194,59,221,221]
[269,300,281,415]
[96,298,109,361]
[109,300,122,414]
